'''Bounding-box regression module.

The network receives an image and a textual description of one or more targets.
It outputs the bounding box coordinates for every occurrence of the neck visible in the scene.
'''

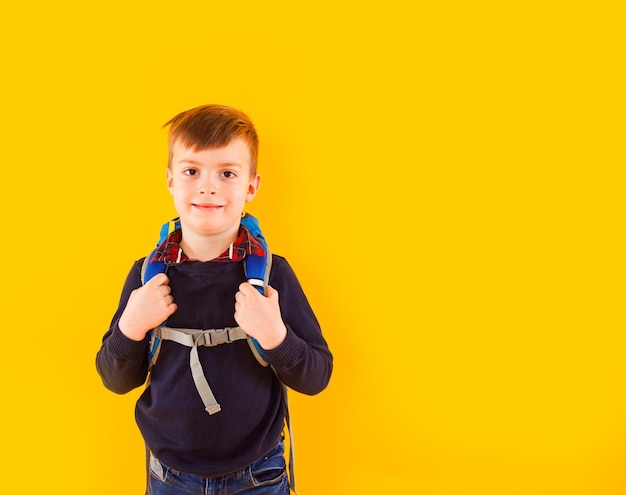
[180,226,239,262]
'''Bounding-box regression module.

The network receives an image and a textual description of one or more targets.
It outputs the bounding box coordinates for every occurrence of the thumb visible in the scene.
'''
[146,272,169,286]
[265,285,278,299]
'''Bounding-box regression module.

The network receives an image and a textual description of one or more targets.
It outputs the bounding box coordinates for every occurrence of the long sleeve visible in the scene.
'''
[263,256,333,395]
[96,260,151,394]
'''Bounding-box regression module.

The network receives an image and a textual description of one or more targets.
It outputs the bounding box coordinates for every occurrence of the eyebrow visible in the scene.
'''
[178,159,243,168]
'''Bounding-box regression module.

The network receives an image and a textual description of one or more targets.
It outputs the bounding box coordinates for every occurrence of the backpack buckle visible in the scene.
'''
[206,328,230,346]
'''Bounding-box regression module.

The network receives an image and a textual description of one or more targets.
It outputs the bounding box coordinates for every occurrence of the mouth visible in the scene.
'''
[192,203,224,211]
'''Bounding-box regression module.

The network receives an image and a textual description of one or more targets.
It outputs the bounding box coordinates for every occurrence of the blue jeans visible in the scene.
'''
[147,442,289,495]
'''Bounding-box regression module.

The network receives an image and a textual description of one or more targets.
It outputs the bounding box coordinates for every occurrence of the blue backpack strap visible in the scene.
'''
[241,213,269,295]
[244,242,269,295]
[241,212,265,241]
[241,214,272,366]
[142,248,166,284]
[245,248,271,367]
[160,217,181,245]
[142,217,180,283]
[142,217,180,364]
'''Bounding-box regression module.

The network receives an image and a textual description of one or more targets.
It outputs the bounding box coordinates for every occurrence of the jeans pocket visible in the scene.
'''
[249,442,287,487]
[149,453,166,481]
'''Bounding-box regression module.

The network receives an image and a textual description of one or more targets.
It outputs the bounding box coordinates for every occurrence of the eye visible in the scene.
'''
[220,170,237,179]
[183,168,199,176]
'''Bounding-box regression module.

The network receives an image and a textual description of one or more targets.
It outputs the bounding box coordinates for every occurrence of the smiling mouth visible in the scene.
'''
[193,203,224,210]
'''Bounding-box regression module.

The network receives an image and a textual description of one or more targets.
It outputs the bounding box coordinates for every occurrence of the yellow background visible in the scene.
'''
[1,2,624,494]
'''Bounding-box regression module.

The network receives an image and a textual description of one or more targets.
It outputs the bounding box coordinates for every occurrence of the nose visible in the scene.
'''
[198,175,217,195]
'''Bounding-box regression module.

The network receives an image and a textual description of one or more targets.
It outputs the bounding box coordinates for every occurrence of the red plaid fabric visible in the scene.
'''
[152,226,266,264]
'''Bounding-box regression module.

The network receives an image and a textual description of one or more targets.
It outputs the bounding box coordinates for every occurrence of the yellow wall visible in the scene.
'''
[1,2,624,494]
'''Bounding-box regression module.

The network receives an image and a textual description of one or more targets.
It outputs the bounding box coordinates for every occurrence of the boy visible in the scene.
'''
[96,104,333,495]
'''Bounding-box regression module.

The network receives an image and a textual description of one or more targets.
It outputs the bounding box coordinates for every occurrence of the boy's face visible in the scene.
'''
[167,138,260,242]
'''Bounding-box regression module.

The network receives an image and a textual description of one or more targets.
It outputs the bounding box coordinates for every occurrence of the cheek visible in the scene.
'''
[170,187,190,208]
[171,182,191,197]
[228,185,250,200]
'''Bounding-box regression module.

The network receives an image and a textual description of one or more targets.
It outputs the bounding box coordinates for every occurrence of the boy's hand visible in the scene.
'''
[234,283,287,350]
[118,273,178,341]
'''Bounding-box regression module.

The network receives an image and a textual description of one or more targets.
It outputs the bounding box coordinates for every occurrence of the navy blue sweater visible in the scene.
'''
[96,254,332,476]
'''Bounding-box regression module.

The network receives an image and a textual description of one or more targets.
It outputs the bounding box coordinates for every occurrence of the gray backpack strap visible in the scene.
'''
[281,382,298,494]
[159,326,248,347]
[156,326,248,415]
[190,343,221,414]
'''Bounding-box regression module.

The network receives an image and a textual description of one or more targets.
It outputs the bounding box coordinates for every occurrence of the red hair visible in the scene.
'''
[164,104,259,175]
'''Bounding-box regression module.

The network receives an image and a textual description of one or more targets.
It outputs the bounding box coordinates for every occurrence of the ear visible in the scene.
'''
[166,167,174,195]
[246,174,261,203]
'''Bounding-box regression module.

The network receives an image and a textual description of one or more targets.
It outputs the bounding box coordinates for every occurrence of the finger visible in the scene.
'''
[238,282,256,294]
[266,285,278,299]
[147,273,169,286]
[238,284,259,300]
[166,302,178,316]
[243,282,269,298]
[151,286,171,300]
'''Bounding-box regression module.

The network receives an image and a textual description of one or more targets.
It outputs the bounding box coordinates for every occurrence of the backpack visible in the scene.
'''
[141,213,298,492]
